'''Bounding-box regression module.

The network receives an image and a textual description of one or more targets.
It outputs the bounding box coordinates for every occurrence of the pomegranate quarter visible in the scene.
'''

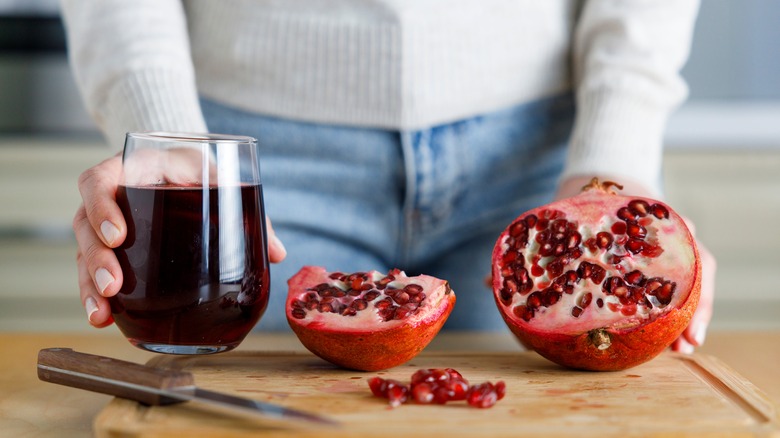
[492,178,701,371]
[286,266,455,371]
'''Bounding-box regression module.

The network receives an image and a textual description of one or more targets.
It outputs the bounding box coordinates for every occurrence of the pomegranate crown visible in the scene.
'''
[582,177,623,195]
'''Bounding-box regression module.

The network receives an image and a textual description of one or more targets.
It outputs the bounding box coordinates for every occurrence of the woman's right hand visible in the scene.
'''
[73,155,288,328]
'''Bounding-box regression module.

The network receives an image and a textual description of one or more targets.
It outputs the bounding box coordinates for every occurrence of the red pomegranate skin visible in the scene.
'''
[287,266,456,371]
[491,179,701,371]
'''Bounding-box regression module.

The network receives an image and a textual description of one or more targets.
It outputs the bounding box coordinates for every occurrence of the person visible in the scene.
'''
[60,0,715,353]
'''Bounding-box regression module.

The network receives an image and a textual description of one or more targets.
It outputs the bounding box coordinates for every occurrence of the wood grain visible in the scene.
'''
[94,351,779,437]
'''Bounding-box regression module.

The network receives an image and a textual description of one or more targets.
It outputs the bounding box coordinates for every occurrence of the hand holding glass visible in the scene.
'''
[111,132,270,354]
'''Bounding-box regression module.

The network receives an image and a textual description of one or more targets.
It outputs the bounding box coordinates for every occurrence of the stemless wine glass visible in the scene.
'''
[111,132,270,354]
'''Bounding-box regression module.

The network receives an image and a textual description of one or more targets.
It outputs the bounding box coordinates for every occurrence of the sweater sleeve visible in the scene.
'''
[562,0,700,197]
[60,0,208,150]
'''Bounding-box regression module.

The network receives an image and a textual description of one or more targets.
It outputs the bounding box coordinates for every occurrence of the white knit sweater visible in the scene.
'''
[60,0,699,195]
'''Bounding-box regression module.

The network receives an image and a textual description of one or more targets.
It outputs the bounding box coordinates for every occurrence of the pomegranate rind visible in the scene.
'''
[491,186,702,371]
[286,266,456,371]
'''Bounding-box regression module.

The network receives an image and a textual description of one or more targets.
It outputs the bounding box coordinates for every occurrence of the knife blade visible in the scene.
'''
[37,347,338,428]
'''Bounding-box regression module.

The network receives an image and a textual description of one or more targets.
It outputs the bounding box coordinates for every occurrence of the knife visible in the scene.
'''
[37,347,338,428]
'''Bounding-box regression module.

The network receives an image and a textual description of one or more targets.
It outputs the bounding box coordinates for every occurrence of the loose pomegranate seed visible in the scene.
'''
[411,382,434,404]
[495,381,506,400]
[387,384,408,408]
[368,377,388,397]
[466,383,499,409]
[369,369,504,408]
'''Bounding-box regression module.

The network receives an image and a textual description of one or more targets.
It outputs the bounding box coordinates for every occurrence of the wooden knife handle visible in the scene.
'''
[37,348,195,406]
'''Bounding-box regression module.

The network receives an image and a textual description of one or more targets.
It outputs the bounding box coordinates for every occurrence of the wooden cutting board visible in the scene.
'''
[94,351,779,437]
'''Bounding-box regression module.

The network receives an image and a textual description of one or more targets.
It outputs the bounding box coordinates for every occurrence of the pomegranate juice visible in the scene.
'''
[112,184,270,353]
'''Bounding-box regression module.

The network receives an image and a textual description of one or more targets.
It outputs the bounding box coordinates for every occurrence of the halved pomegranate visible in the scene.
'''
[286,266,455,371]
[492,179,701,371]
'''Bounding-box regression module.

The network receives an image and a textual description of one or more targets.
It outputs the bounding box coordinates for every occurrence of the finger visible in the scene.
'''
[683,240,716,347]
[78,155,126,248]
[671,337,695,354]
[77,249,114,328]
[265,216,287,263]
[73,204,123,298]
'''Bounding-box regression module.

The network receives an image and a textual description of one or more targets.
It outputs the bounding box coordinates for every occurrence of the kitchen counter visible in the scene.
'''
[2,330,779,436]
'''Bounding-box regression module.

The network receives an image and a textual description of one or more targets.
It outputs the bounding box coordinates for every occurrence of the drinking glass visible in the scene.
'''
[111,132,270,354]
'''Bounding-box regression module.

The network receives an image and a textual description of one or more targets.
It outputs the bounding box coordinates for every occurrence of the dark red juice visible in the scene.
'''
[112,184,270,352]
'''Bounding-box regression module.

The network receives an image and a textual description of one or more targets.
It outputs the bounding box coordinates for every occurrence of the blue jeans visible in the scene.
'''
[200,94,574,331]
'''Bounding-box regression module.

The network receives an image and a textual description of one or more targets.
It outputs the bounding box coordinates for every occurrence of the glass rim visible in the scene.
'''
[127,131,257,144]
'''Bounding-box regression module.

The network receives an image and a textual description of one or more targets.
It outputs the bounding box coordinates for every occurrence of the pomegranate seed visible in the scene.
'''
[387,384,408,408]
[374,297,393,309]
[541,289,561,306]
[546,259,564,277]
[580,292,593,308]
[531,264,544,277]
[411,382,434,404]
[571,306,583,317]
[467,383,498,409]
[378,306,397,321]
[445,368,466,382]
[624,270,645,285]
[495,381,506,400]
[509,221,527,237]
[617,207,636,221]
[596,232,613,250]
[513,304,534,321]
[596,298,604,308]
[363,290,381,301]
[447,380,470,401]
[654,281,675,305]
[591,265,606,284]
[526,292,542,309]
[350,298,368,310]
[642,244,664,258]
[645,278,663,293]
[291,308,306,319]
[368,377,387,397]
[341,307,357,316]
[404,284,423,295]
[611,221,627,235]
[625,238,645,254]
[651,203,669,219]
[626,223,647,239]
[567,231,582,249]
[628,200,650,217]
[433,386,450,404]
[329,272,345,280]
[393,291,410,305]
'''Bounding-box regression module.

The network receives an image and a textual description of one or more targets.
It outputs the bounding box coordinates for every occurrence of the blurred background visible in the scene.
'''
[1,0,778,332]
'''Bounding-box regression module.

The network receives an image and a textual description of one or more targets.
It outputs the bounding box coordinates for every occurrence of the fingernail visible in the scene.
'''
[271,234,287,256]
[85,296,99,323]
[95,268,115,295]
[101,221,120,245]
[694,325,707,346]
[679,342,694,355]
